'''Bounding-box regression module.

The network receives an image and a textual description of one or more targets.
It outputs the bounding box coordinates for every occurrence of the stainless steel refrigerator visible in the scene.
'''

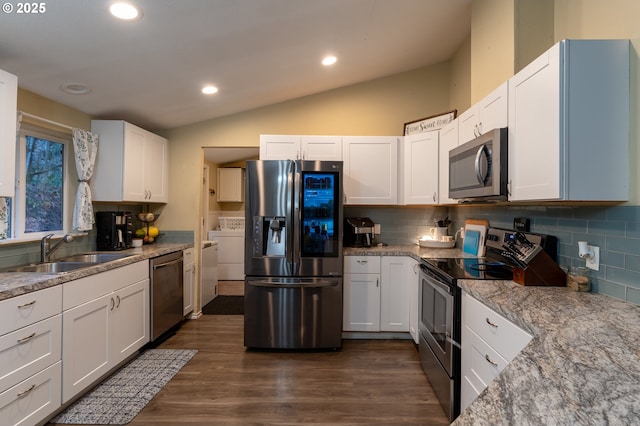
[244,160,343,349]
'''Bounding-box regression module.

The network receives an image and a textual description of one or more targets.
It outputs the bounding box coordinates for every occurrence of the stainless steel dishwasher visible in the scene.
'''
[150,251,184,342]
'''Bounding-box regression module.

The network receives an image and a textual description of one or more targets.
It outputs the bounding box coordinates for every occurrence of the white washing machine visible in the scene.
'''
[208,229,244,280]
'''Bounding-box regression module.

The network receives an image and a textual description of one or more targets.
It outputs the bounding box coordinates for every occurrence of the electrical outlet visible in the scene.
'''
[586,245,600,271]
[374,223,381,235]
[514,217,530,232]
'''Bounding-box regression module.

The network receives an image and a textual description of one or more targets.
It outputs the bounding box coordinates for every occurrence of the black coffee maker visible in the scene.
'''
[344,217,375,247]
[96,211,133,250]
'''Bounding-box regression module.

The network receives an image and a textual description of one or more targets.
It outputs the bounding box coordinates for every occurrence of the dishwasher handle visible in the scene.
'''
[247,279,339,289]
[152,258,183,270]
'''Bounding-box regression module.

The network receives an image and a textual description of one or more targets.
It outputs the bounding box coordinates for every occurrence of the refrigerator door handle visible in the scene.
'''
[291,160,302,275]
[247,279,340,288]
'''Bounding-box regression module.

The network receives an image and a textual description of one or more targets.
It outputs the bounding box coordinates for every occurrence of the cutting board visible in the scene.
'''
[462,230,481,255]
[464,219,488,256]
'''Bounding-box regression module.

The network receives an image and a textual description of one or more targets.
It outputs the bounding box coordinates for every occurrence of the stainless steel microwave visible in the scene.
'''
[449,127,508,201]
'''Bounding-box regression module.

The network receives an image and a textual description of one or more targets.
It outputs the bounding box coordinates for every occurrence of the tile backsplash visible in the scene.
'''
[2,202,639,306]
[347,204,640,306]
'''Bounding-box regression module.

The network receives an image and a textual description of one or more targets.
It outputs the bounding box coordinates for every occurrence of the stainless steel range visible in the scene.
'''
[418,227,557,421]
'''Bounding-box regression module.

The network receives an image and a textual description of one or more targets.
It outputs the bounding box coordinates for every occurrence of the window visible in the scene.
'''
[0,124,73,240]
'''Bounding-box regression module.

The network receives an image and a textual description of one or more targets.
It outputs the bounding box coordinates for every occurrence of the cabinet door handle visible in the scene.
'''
[17,384,36,398]
[17,300,36,309]
[116,295,121,308]
[485,354,498,367]
[485,317,498,328]
[110,297,116,310]
[376,278,379,287]
[356,260,368,264]
[17,332,37,344]
[433,192,436,202]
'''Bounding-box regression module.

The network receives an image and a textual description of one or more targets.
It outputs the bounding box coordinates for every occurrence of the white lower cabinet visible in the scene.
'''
[62,261,149,403]
[460,290,533,412]
[343,256,414,333]
[0,285,63,426]
[343,256,381,332]
[183,248,195,316]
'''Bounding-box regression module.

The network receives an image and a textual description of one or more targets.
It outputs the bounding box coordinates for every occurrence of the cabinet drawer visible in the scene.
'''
[0,286,62,336]
[344,256,380,274]
[0,315,61,393]
[0,361,61,426]
[462,324,508,391]
[63,260,149,310]
[463,292,532,361]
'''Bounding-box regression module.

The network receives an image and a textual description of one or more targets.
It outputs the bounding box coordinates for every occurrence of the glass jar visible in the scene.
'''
[567,266,591,292]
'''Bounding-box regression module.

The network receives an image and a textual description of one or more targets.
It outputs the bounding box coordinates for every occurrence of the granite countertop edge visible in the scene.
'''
[453,279,640,425]
[0,243,193,301]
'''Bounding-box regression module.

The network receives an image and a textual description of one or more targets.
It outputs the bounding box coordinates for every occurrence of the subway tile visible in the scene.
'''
[625,222,640,238]
[587,219,626,237]
[606,266,640,287]
[601,250,625,268]
[606,205,640,222]
[606,236,640,256]
[571,206,608,220]
[595,278,627,300]
[625,287,640,306]
[625,254,640,272]
[558,218,588,233]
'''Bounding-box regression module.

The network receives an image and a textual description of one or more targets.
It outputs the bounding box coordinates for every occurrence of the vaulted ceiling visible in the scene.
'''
[1,0,471,131]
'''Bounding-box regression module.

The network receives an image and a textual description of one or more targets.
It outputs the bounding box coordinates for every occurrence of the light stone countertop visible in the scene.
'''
[0,243,193,301]
[453,279,640,426]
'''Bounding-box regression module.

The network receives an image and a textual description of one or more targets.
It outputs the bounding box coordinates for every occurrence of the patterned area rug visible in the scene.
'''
[52,349,197,425]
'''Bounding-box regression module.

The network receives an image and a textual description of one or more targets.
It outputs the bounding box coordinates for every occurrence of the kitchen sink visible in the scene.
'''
[6,261,99,273]
[60,253,134,263]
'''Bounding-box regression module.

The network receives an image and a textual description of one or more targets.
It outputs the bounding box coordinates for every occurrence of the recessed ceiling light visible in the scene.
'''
[202,85,219,95]
[110,2,142,21]
[322,55,337,66]
[60,82,91,95]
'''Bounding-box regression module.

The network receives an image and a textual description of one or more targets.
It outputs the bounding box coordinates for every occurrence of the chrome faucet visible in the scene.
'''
[41,233,74,263]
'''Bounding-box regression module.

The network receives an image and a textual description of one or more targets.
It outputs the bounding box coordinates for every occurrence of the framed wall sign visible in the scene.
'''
[403,110,457,135]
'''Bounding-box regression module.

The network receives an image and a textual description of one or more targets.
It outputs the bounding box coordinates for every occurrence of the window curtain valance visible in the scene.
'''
[72,128,99,231]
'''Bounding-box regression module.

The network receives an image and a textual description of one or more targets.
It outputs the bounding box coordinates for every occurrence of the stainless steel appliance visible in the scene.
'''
[244,160,343,350]
[449,128,508,201]
[344,217,374,247]
[418,227,557,421]
[150,251,184,342]
[96,211,133,251]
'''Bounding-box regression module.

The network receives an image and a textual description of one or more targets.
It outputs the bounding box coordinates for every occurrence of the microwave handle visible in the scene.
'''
[474,144,490,185]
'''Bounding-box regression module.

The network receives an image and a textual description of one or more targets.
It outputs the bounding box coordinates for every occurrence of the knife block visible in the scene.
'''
[512,249,566,286]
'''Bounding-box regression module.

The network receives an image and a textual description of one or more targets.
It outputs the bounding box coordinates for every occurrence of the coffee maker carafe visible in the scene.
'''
[96,211,133,251]
[344,217,375,248]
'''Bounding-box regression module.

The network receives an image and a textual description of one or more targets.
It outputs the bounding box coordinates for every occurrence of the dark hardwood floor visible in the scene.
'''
[54,316,449,425]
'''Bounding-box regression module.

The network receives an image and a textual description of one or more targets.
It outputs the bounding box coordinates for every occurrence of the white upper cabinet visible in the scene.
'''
[342,136,398,205]
[508,40,630,201]
[459,81,508,145]
[400,131,439,205]
[217,167,244,202]
[0,69,17,197]
[438,119,459,205]
[91,120,169,203]
[259,135,342,160]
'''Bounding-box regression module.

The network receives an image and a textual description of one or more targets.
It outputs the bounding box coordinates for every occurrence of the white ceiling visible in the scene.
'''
[1,0,471,133]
